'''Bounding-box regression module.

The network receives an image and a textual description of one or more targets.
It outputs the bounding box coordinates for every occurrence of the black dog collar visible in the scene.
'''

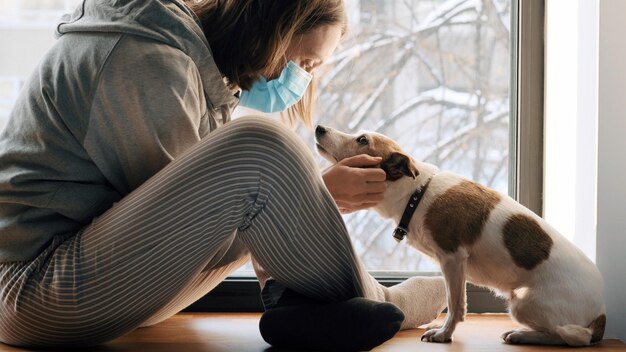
[392,177,433,242]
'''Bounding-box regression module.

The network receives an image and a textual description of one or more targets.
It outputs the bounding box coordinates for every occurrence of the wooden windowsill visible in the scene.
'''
[0,313,623,351]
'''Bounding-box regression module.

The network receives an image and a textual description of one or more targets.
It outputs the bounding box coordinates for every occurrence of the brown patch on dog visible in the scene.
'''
[589,314,606,343]
[366,133,404,158]
[502,214,553,270]
[424,181,501,252]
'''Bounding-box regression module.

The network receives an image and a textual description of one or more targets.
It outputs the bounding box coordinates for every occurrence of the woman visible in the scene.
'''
[0,0,446,350]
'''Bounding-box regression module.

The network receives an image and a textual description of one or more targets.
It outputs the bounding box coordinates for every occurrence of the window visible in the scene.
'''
[236,0,516,276]
[231,0,543,313]
[309,0,513,272]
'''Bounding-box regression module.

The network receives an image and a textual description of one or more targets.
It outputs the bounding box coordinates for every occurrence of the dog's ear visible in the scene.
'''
[380,152,420,181]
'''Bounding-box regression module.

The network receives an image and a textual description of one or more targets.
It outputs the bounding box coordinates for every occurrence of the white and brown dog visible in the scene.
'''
[314,125,606,346]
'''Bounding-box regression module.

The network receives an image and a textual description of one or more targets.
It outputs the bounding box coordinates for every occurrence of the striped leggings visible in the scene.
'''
[0,116,386,347]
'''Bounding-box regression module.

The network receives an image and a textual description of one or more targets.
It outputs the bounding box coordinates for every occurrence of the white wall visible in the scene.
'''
[544,0,598,261]
[597,0,626,341]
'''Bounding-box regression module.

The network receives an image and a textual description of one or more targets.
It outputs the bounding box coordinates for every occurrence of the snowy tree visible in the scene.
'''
[299,0,511,272]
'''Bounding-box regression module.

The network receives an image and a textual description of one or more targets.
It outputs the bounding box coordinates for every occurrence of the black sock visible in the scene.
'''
[259,288,404,352]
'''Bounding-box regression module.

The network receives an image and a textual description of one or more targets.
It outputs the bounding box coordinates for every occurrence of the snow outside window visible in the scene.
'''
[302,0,512,272]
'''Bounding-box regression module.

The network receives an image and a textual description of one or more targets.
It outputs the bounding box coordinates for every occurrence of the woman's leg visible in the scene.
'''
[0,116,442,348]
[137,236,251,328]
[0,215,251,347]
[218,117,444,331]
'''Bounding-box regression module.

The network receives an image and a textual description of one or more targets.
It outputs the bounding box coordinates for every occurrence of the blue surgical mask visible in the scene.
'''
[238,61,312,113]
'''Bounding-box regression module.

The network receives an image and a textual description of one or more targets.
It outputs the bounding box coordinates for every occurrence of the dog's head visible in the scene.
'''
[314,125,419,181]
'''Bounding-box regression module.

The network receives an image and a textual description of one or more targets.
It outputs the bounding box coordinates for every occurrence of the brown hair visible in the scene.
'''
[185,0,347,127]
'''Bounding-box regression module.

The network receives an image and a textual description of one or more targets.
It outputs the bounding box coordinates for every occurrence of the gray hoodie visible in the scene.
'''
[0,0,238,262]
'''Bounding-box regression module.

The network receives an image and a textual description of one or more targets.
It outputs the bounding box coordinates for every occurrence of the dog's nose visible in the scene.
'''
[315,125,326,138]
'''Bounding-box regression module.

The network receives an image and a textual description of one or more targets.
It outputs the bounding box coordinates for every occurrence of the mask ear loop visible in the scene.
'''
[264,36,291,81]
[276,52,290,80]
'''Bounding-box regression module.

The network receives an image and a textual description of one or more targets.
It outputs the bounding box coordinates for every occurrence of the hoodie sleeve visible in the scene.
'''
[84,34,209,195]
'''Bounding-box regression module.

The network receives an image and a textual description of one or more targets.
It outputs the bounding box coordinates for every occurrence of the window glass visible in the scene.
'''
[299,0,512,271]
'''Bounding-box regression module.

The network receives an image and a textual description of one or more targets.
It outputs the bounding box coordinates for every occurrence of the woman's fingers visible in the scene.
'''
[323,154,389,213]
[339,154,382,168]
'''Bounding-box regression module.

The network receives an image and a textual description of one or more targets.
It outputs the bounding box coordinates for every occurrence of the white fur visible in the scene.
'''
[383,277,447,330]
[315,126,606,346]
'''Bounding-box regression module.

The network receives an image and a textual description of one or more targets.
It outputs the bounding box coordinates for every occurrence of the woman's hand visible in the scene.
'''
[322,154,387,214]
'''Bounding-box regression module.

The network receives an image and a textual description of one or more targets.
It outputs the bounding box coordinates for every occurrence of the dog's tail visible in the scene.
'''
[555,314,606,346]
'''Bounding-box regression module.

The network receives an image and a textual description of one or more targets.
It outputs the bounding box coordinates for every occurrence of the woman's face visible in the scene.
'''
[267,24,343,79]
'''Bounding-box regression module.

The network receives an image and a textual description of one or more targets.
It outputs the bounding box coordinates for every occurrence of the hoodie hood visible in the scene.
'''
[56,0,235,109]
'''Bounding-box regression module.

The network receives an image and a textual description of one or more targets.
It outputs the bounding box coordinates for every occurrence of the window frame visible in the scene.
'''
[510,0,545,216]
[189,0,545,314]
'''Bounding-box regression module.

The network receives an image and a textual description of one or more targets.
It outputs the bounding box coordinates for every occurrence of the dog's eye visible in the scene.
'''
[356,135,368,145]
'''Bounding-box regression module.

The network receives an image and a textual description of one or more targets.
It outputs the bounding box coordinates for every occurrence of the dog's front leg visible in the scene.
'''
[421,249,468,343]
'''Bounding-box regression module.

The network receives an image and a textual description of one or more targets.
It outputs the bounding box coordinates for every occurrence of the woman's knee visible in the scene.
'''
[210,116,319,174]
[225,116,306,150]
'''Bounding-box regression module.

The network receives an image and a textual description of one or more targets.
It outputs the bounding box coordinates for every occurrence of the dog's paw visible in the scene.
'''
[421,328,452,343]
[502,329,527,344]
[502,330,515,342]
